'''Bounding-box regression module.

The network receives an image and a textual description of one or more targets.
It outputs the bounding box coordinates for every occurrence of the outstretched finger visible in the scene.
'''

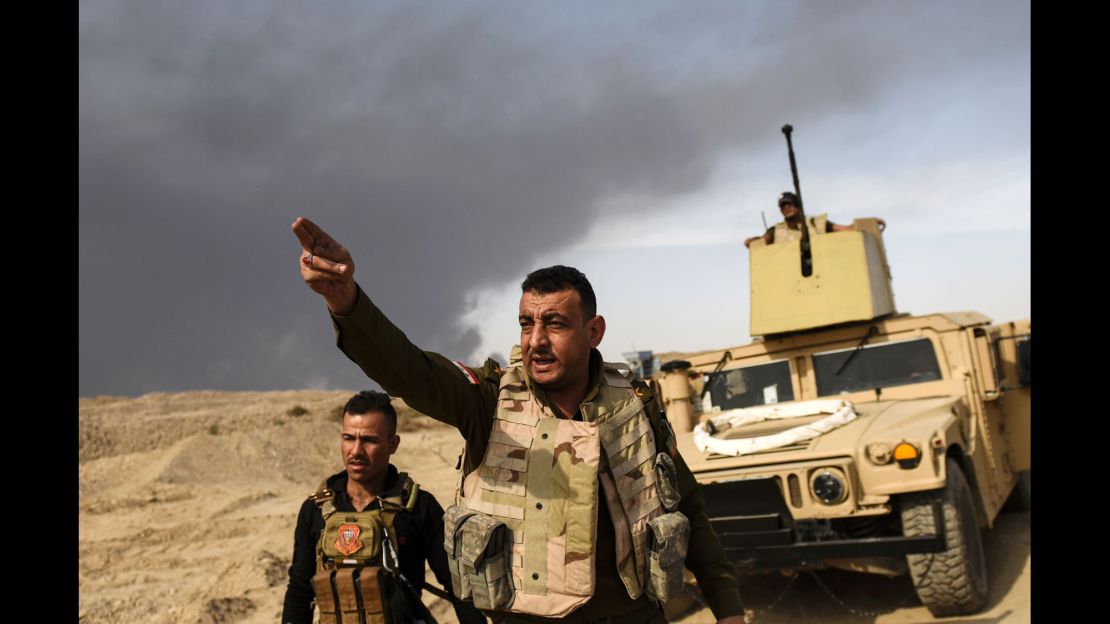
[292,217,336,253]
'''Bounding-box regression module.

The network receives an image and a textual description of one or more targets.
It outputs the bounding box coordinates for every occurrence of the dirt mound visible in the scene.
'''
[79,390,467,624]
[79,390,354,463]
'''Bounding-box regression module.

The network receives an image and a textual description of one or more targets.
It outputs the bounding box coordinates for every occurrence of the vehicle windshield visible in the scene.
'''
[814,338,941,396]
[705,359,794,410]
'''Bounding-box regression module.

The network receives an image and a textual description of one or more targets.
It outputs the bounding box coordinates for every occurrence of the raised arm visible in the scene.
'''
[292,217,496,462]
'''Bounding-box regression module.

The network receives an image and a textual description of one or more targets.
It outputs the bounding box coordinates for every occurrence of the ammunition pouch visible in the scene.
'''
[311,473,431,623]
[443,504,514,610]
[311,566,390,624]
[645,511,690,604]
[653,452,681,513]
[443,505,475,599]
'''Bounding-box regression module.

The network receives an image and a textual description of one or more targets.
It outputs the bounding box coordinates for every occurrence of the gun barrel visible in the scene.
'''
[781,124,812,276]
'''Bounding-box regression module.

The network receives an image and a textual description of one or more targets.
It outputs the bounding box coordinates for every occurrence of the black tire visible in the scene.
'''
[900,457,988,617]
[1002,470,1031,512]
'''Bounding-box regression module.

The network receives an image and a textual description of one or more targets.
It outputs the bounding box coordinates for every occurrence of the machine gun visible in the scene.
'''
[781,124,813,277]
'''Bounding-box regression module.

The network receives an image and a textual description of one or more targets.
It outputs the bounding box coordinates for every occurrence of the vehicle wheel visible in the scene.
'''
[899,457,988,617]
[1002,470,1031,512]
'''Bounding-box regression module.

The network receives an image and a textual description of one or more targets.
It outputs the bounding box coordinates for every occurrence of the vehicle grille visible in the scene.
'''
[787,474,803,508]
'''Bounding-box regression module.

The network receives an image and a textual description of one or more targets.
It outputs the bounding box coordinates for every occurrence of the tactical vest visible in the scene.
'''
[310,475,420,624]
[443,362,687,618]
[773,213,828,243]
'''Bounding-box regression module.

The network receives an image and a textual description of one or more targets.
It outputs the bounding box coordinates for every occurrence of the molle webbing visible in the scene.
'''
[453,362,662,617]
[594,367,662,596]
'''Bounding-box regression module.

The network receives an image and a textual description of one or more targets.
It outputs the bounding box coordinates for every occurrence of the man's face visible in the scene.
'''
[518,288,605,393]
[780,201,800,220]
[340,411,400,486]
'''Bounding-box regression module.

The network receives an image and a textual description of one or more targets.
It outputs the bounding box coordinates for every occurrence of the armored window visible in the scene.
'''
[814,338,941,396]
[704,360,794,410]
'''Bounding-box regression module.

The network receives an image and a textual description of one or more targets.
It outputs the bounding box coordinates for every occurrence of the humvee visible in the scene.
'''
[644,214,1030,617]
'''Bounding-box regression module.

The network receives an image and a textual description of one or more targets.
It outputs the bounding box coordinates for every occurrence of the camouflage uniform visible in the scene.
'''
[764,213,833,244]
[329,286,744,623]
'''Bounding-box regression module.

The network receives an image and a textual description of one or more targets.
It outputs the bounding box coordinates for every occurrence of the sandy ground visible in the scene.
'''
[79,391,1029,624]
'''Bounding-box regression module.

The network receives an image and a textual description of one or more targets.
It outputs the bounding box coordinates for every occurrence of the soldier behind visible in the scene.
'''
[743,191,886,248]
[281,390,487,624]
[292,217,748,624]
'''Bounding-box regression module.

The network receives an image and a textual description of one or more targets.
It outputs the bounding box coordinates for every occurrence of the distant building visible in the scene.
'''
[621,350,658,380]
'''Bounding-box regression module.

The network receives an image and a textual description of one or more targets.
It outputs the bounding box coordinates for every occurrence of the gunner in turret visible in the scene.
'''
[744,192,885,248]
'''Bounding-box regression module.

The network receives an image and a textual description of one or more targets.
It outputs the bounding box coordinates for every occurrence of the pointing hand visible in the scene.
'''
[293,217,358,315]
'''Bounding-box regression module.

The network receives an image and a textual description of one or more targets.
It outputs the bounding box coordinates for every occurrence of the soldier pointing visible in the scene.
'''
[293,217,748,624]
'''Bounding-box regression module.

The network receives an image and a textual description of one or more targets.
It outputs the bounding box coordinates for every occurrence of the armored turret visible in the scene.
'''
[748,216,895,335]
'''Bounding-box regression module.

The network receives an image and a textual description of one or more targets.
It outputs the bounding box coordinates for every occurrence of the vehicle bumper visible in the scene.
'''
[704,478,946,569]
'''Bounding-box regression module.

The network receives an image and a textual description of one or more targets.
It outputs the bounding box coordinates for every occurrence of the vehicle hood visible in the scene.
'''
[677,396,961,472]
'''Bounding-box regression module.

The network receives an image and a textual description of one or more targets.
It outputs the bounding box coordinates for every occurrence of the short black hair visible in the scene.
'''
[343,390,398,435]
[521,265,597,318]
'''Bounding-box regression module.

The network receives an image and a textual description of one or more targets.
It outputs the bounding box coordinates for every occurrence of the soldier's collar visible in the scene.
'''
[519,349,605,418]
[582,349,605,403]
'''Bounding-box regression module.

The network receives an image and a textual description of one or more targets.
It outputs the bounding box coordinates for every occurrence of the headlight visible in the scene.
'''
[811,468,848,505]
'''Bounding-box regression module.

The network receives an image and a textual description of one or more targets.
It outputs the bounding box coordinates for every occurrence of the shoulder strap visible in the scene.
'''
[311,480,337,572]
[379,473,421,513]
[633,379,678,459]
[308,479,337,520]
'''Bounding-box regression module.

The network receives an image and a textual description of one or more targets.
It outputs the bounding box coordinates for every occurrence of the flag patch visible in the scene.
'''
[452,360,480,385]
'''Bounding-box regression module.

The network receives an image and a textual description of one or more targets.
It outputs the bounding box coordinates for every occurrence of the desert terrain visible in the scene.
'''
[79,391,1029,623]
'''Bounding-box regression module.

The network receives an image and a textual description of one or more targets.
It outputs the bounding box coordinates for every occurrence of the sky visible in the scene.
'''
[79,0,1030,397]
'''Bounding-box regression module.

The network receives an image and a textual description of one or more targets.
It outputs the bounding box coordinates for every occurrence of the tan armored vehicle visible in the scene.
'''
[644,173,1030,617]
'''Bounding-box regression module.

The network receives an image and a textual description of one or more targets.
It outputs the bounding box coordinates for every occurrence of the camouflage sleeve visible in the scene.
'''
[329,284,498,465]
[636,383,743,620]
